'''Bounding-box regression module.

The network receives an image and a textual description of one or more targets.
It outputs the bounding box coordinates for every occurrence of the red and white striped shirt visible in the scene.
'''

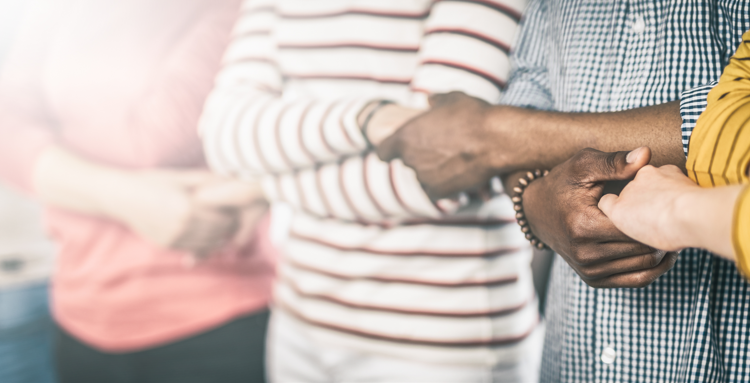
[200,0,539,364]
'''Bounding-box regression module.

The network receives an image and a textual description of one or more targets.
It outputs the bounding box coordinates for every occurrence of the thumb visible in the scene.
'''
[427,91,463,108]
[375,130,402,162]
[581,146,652,183]
[428,93,448,108]
[598,193,618,217]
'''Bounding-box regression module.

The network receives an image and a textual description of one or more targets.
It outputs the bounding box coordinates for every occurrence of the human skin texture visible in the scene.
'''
[599,147,743,262]
[375,91,685,288]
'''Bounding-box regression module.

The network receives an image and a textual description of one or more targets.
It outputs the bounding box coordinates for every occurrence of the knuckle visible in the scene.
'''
[604,152,619,172]
[578,265,602,280]
[574,148,597,163]
[638,165,657,178]
[569,245,595,266]
[632,272,657,288]
[641,253,660,269]
[662,164,680,173]
[565,218,588,241]
[583,278,608,289]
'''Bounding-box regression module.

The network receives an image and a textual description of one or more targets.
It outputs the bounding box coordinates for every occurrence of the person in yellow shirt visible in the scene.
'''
[599,30,750,275]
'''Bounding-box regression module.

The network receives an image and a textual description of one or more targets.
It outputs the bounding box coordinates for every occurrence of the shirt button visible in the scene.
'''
[601,345,617,365]
[633,16,646,34]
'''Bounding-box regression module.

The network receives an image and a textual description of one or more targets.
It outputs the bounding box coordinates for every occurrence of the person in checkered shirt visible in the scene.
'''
[379,0,750,381]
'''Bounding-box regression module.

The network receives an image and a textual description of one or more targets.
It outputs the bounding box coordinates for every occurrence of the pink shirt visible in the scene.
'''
[0,0,275,352]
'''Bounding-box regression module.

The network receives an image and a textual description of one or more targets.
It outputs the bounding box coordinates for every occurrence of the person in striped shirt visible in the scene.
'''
[599,31,750,279]
[199,0,544,381]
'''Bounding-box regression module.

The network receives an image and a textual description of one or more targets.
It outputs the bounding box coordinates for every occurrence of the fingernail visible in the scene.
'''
[626,147,644,164]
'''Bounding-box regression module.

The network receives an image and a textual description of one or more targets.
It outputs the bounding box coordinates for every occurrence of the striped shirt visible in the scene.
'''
[501,0,750,382]
[200,0,543,365]
[687,30,750,278]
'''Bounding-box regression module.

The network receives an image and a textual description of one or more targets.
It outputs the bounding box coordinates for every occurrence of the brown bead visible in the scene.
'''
[521,226,530,233]
[515,212,524,219]
[518,220,527,226]
[511,196,522,203]
[543,170,550,176]
[513,187,523,194]
[513,204,523,212]
[518,178,528,187]
[530,239,539,246]
[525,233,533,240]
[535,169,542,177]
[536,242,546,249]
[526,171,536,180]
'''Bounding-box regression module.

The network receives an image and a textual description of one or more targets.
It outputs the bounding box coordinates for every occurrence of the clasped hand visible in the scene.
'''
[369,92,678,288]
[115,170,268,263]
[521,148,677,288]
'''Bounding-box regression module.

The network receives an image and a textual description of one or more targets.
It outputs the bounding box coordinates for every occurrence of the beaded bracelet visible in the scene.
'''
[511,169,550,250]
[360,100,394,148]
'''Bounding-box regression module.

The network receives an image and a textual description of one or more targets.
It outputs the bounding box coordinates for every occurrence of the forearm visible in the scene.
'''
[31,145,136,220]
[485,101,685,174]
[678,185,743,261]
[260,152,442,222]
[202,90,375,176]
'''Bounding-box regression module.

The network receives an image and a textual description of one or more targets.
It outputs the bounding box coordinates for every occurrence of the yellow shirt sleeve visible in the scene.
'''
[687,31,750,187]
[687,30,750,276]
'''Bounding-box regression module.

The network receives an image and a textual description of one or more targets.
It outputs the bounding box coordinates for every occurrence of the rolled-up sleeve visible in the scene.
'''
[499,0,553,110]
[679,82,718,157]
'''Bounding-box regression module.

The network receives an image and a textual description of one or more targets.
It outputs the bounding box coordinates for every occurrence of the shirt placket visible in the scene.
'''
[595,2,658,383]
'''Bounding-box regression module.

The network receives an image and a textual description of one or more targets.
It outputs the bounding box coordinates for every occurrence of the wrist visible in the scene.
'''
[93,168,148,223]
[483,106,554,173]
[366,103,424,147]
[484,106,592,174]
[673,188,707,249]
[511,169,550,249]
[677,186,742,259]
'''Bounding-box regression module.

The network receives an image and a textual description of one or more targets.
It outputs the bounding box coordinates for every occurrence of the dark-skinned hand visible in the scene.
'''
[377,92,507,200]
[521,147,678,288]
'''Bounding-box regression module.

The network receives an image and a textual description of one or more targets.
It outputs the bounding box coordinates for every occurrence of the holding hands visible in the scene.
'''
[32,146,268,263]
[520,147,677,288]
[115,170,268,262]
[367,93,688,288]
[599,148,742,261]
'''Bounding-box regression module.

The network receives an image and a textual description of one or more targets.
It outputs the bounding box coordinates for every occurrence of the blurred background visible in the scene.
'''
[0,2,58,383]
[0,0,30,63]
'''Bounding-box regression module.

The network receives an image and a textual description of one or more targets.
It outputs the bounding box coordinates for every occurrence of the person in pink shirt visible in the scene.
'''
[0,0,276,382]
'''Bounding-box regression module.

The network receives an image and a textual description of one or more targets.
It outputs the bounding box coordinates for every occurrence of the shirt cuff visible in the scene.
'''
[680,81,719,157]
[500,78,554,110]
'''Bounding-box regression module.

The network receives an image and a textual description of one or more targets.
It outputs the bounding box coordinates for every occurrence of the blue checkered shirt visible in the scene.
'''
[501,1,750,382]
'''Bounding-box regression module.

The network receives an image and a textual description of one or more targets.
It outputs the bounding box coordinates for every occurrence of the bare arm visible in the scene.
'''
[32,146,265,258]
[486,100,685,172]
[599,163,741,260]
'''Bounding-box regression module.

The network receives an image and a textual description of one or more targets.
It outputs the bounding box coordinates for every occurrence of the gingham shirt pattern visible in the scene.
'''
[501,0,750,382]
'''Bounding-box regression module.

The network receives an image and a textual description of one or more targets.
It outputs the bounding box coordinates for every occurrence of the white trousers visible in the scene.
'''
[268,309,542,383]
